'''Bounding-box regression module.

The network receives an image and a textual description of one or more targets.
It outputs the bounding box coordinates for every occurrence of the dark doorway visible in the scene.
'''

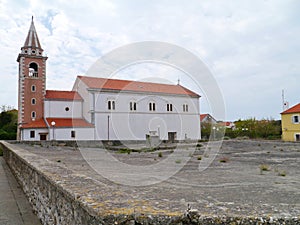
[168,132,177,142]
[296,134,300,142]
[40,134,47,140]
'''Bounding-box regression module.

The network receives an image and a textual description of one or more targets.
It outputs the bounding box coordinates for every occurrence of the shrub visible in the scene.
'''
[197,156,202,160]
[175,159,181,164]
[158,152,162,158]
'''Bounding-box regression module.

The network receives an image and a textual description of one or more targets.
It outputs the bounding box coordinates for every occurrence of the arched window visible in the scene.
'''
[29,62,38,77]
[31,111,36,119]
[149,102,156,111]
[31,98,36,105]
[130,101,137,111]
[31,85,36,92]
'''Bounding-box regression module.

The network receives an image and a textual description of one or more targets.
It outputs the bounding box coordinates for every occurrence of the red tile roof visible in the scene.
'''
[45,90,83,101]
[21,118,47,128]
[281,103,300,114]
[77,76,200,97]
[200,114,209,122]
[46,118,94,128]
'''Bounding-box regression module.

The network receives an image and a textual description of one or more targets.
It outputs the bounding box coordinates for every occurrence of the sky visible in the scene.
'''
[0,0,299,121]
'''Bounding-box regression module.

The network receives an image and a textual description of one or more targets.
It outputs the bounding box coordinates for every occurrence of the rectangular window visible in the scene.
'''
[30,130,35,138]
[130,102,137,111]
[149,102,156,111]
[293,115,299,123]
[71,130,75,138]
[108,100,115,110]
[167,104,173,112]
[183,104,188,112]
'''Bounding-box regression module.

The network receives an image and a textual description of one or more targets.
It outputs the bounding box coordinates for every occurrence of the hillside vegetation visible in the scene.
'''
[0,106,17,140]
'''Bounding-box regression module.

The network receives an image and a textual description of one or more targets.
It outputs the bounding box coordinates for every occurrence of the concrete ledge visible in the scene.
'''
[0,141,299,225]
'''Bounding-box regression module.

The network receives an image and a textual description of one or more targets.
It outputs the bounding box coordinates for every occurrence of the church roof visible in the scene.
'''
[21,118,94,129]
[45,118,94,128]
[21,118,47,128]
[281,103,300,114]
[77,76,200,97]
[45,90,83,101]
[22,17,42,50]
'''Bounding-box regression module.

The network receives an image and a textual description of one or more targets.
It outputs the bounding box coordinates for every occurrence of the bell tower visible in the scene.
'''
[17,17,48,140]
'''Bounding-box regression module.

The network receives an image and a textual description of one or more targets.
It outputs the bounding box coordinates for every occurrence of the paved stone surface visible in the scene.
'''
[19,140,300,219]
[0,157,42,225]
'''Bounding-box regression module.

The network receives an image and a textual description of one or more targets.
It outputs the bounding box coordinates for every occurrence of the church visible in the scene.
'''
[17,18,201,141]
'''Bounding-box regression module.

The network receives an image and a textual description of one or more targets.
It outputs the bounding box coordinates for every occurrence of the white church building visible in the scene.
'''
[17,18,201,141]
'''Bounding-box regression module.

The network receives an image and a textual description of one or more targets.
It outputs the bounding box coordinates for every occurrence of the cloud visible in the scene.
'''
[0,0,299,120]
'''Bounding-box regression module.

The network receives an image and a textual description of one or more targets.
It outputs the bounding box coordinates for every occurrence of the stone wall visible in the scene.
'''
[0,141,298,225]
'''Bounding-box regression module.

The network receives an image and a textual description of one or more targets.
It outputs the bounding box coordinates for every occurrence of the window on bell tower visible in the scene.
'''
[29,62,38,77]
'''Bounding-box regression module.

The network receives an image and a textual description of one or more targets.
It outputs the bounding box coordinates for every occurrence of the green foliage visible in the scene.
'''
[225,118,281,140]
[117,148,131,154]
[158,152,162,157]
[0,107,17,140]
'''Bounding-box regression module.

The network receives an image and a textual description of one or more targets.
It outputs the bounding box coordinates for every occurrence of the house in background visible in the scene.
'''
[17,18,201,141]
[218,121,236,130]
[281,103,300,142]
[200,114,217,124]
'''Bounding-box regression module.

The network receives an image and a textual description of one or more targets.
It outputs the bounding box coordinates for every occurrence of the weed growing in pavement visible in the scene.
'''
[219,157,229,163]
[259,164,270,174]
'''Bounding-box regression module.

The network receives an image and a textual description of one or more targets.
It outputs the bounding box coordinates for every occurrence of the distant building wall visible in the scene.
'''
[281,113,300,141]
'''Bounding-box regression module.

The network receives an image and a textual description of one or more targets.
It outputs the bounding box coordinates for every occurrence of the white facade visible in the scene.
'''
[72,78,201,141]
[48,127,94,141]
[21,128,49,141]
[44,100,83,118]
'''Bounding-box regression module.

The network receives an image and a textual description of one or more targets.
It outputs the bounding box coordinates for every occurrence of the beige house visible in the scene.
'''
[281,103,300,142]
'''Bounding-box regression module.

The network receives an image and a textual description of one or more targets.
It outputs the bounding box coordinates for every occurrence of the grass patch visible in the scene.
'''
[196,143,202,148]
[117,148,132,154]
[259,164,270,174]
[219,157,229,163]
[158,152,162,158]
[175,159,181,164]
[278,170,286,177]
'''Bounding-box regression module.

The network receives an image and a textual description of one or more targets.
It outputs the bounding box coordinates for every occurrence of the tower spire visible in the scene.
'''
[22,16,43,51]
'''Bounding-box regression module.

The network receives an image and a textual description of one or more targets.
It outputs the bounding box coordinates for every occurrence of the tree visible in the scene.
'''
[0,107,18,140]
